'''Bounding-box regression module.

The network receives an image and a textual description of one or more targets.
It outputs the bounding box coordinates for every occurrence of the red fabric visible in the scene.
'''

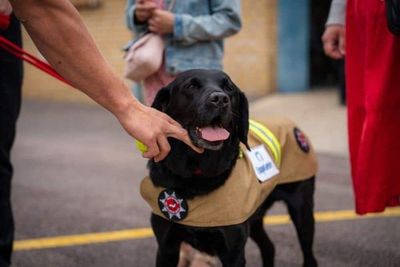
[346,0,400,214]
[0,14,10,30]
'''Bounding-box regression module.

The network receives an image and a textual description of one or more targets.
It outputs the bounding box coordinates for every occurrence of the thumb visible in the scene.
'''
[339,32,346,56]
[167,125,204,154]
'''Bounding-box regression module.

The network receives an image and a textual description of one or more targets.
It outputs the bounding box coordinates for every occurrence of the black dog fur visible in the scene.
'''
[147,69,317,267]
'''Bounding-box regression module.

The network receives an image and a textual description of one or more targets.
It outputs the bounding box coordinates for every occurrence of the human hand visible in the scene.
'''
[148,9,174,34]
[118,102,203,162]
[0,0,12,15]
[135,0,157,23]
[322,25,345,59]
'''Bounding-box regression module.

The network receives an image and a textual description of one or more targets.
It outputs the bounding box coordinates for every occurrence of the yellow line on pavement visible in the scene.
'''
[14,207,400,251]
[263,206,400,225]
[14,228,154,251]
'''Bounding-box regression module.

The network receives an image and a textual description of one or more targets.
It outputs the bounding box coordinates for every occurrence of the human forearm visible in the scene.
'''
[10,0,138,117]
[9,0,203,160]
[173,0,241,45]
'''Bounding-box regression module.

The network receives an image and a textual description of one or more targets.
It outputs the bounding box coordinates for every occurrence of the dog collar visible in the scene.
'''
[193,168,203,176]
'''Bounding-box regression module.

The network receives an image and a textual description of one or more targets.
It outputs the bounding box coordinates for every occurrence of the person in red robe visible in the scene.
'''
[322,0,400,214]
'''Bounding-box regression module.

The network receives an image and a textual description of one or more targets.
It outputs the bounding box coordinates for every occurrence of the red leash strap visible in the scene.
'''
[0,36,73,86]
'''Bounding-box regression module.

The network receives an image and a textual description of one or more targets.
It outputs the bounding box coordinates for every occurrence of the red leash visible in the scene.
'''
[0,36,72,86]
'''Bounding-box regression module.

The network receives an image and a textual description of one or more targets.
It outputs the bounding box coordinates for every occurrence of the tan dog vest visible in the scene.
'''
[140,117,318,227]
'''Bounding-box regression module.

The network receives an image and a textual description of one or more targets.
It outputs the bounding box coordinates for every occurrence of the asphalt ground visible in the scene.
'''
[10,94,400,267]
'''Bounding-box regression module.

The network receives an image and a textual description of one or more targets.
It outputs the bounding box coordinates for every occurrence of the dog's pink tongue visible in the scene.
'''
[200,127,230,141]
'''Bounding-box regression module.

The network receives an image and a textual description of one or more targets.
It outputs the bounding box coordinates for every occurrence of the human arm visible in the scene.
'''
[322,0,346,59]
[173,0,241,45]
[10,0,202,161]
[147,0,241,45]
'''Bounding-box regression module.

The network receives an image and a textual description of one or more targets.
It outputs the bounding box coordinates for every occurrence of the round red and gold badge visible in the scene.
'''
[158,190,188,221]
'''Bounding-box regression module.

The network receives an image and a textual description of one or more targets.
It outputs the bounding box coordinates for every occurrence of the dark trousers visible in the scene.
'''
[0,14,22,267]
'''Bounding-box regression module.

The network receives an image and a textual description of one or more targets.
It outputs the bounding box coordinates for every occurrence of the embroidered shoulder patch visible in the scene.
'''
[294,127,310,153]
[158,190,188,221]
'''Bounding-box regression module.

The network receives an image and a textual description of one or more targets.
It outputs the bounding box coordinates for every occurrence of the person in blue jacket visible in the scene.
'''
[125,0,242,105]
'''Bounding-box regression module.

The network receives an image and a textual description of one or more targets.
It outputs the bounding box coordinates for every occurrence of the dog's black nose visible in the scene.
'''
[209,92,230,108]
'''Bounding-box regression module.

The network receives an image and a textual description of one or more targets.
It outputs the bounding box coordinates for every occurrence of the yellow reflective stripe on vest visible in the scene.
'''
[249,119,282,167]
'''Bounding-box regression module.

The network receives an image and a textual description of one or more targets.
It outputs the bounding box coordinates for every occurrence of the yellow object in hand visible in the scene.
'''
[135,140,148,153]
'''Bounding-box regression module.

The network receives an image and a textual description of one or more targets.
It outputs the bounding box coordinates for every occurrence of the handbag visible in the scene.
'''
[385,0,400,36]
[123,32,164,82]
[123,0,176,82]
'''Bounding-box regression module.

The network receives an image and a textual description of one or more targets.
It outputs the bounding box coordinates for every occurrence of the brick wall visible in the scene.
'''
[22,0,277,103]
[224,0,277,99]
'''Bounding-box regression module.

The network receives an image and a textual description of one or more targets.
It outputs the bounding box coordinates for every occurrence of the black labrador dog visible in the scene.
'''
[143,69,317,267]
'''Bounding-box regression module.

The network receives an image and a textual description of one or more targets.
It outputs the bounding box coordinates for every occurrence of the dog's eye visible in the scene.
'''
[188,78,201,90]
[221,78,233,92]
[224,83,233,92]
[188,84,197,90]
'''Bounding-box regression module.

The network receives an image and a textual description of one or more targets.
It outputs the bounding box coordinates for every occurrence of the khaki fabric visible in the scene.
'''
[250,116,318,184]
[140,117,318,227]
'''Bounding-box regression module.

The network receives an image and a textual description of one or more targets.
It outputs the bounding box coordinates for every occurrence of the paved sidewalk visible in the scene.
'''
[11,90,400,267]
[251,88,348,157]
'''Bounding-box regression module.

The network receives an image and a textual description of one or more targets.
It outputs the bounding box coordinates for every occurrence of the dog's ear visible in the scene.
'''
[237,91,250,150]
[151,86,171,111]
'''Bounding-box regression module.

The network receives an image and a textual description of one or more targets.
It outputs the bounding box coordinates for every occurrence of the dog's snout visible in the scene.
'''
[209,92,230,108]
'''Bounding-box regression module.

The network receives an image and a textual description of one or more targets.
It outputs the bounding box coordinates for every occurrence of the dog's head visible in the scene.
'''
[152,69,249,151]
[149,69,249,195]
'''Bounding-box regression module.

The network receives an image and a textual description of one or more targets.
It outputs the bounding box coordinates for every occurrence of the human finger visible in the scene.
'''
[136,2,156,14]
[157,113,204,154]
[147,19,159,33]
[323,40,342,59]
[153,135,171,162]
[147,17,155,27]
[135,6,155,22]
[139,0,157,9]
[135,10,149,21]
[166,124,204,154]
[339,31,346,55]
[142,138,160,159]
